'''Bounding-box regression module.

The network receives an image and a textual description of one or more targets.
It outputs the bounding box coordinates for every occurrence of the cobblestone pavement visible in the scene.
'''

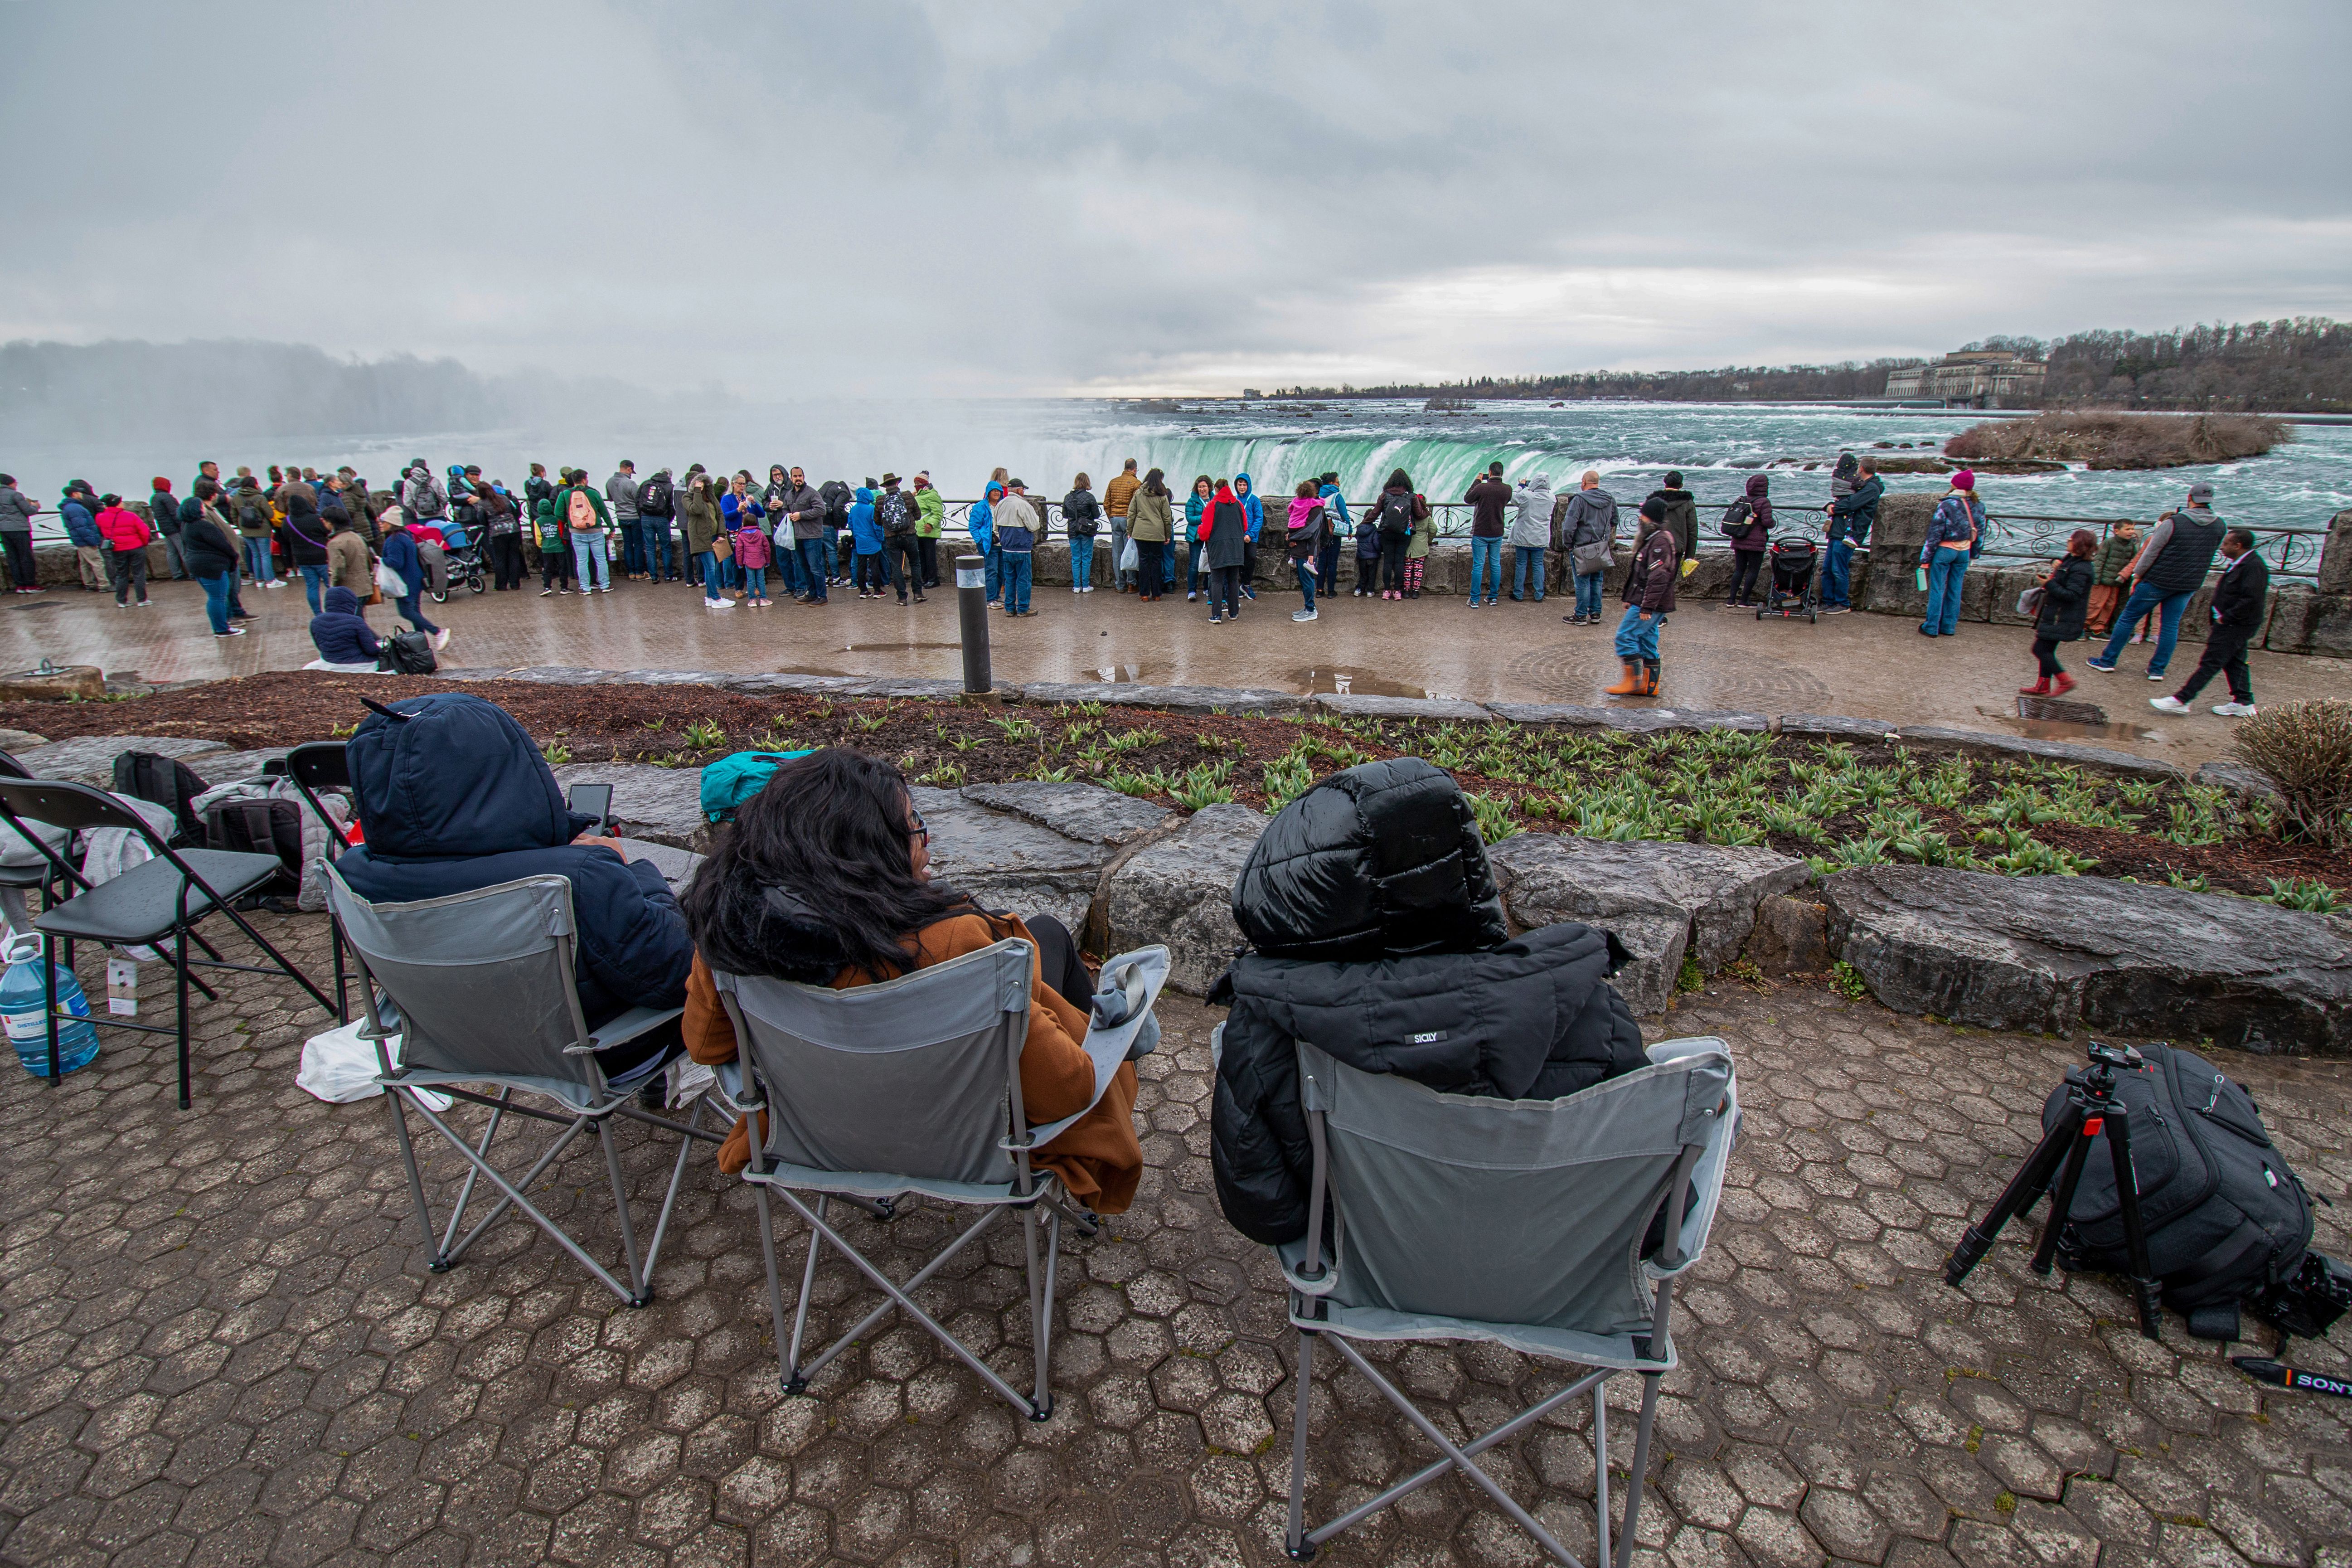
[1,914,2348,1568]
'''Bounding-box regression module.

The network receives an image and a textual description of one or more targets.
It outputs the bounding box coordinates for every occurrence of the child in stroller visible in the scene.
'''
[1756,531,1819,622]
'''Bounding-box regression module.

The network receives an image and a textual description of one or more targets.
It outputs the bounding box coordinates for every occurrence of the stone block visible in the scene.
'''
[837,676,977,702]
[911,785,1120,939]
[1018,682,1306,716]
[1485,703,1770,736]
[16,733,227,784]
[503,665,627,685]
[1858,495,1940,616]
[1985,566,2047,627]
[1101,803,1267,995]
[1958,565,1999,624]
[958,781,1176,847]
[2318,507,2352,595]
[0,663,105,702]
[613,669,736,688]
[2261,587,2352,657]
[1822,865,2352,1054]
[1311,694,1492,723]
[2192,761,2283,803]
[1777,713,1898,742]
[720,672,870,697]
[1891,725,2182,780]
[553,762,711,852]
[1744,894,1832,975]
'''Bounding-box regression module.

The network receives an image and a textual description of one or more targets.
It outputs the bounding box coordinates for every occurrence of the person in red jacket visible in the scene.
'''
[94,494,155,607]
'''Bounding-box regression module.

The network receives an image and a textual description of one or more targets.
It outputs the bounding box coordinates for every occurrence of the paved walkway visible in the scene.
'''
[9,578,2348,769]
[1,916,2347,1567]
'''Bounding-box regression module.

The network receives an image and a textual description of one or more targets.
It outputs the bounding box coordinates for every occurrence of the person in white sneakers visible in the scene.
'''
[2151,529,2267,718]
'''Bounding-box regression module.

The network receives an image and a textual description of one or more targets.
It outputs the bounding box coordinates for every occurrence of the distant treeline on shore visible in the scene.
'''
[1262,317,2352,414]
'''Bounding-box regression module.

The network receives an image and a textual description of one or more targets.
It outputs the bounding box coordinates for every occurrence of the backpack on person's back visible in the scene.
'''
[879,490,914,538]
[1376,490,1416,538]
[637,475,673,518]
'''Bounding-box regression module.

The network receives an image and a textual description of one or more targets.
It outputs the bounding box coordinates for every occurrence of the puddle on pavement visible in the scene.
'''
[1094,664,1150,684]
[843,642,963,653]
[1286,666,1428,699]
[1974,705,2157,746]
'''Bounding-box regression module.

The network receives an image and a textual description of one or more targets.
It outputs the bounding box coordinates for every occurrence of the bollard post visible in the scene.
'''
[956,553,992,695]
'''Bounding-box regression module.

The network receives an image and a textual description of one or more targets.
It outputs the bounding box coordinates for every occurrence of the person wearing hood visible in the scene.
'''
[1062,473,1101,593]
[677,748,1143,1210]
[912,471,944,589]
[61,483,106,590]
[1642,471,1699,563]
[848,483,888,599]
[1917,471,1983,639]
[1720,473,1774,608]
[1232,472,1263,601]
[1199,478,1249,624]
[1610,498,1681,696]
[1821,456,1882,613]
[994,479,1040,615]
[1462,461,1513,607]
[379,513,448,648]
[305,586,384,671]
[1285,479,1327,622]
[1506,472,1555,603]
[1558,471,1620,625]
[337,694,693,1078]
[967,481,999,602]
[328,503,376,596]
[0,474,39,591]
[1124,470,1172,600]
[1208,758,1647,1245]
[96,494,154,607]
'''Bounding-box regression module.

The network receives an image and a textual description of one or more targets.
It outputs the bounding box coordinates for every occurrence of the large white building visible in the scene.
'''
[1883,350,2047,408]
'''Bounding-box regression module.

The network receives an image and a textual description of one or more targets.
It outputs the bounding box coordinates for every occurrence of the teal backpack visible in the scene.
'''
[698,750,815,824]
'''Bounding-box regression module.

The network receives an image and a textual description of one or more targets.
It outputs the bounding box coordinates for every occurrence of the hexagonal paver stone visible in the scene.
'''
[1102,803,1267,996]
[1822,865,2352,1053]
[912,785,1130,939]
[552,762,711,852]
[16,733,227,783]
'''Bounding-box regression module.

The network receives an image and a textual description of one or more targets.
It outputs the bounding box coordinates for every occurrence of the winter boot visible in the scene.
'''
[2049,671,2077,697]
[2018,675,2051,695]
[1643,659,1661,696]
[1605,660,1645,696]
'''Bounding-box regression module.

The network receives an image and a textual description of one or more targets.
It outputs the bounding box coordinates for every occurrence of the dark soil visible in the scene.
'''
[6,673,2343,902]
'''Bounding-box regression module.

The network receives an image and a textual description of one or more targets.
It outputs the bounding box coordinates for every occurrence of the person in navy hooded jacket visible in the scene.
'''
[336,693,695,1077]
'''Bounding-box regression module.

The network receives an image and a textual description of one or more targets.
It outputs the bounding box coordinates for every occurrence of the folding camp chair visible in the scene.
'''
[0,777,335,1103]
[1273,1035,1739,1567]
[320,861,717,1308]
[0,748,69,942]
[716,939,1165,1420]
[281,740,354,1020]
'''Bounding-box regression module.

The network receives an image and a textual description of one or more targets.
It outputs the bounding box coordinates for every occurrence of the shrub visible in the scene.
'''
[2232,699,2352,847]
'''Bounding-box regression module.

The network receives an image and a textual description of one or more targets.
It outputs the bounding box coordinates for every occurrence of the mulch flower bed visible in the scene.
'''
[5,673,2343,906]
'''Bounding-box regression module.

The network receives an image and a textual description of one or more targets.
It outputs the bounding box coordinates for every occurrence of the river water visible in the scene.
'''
[15,399,2348,557]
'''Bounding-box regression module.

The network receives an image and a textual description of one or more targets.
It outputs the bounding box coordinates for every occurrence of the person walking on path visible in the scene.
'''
[1558,470,1618,624]
[1720,473,1774,608]
[2020,530,2097,697]
[0,475,41,591]
[1609,498,1679,696]
[1463,461,1513,607]
[1233,473,1263,602]
[1643,470,1700,563]
[96,495,154,607]
[1820,456,1882,612]
[328,506,376,597]
[2151,529,2268,718]
[379,515,447,648]
[778,467,829,606]
[994,479,1041,616]
[1102,460,1140,592]
[1286,479,1326,622]
[1315,472,1349,597]
[148,477,189,581]
[2087,483,2224,681]
[1508,472,1555,603]
[1916,471,1983,637]
[180,480,244,637]
[877,474,925,604]
[61,482,107,591]
[912,471,944,589]
[2085,520,2139,638]
[1184,476,1213,601]
[1126,469,1173,601]
[1063,474,1101,593]
[607,461,643,580]
[1198,479,1248,624]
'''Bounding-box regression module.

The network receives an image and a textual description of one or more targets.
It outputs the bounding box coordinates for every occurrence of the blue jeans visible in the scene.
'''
[1513,546,1547,601]
[1921,549,1968,635]
[1822,538,1853,607]
[573,534,609,590]
[645,523,673,579]
[298,563,328,615]
[619,520,645,576]
[396,592,439,636]
[1002,552,1033,613]
[798,539,830,602]
[243,538,275,583]
[774,541,802,597]
[1469,535,1503,603]
[1614,605,1662,660]
[2093,582,2193,675]
[698,550,723,599]
[1069,535,1095,589]
[1298,558,1317,612]
[1575,570,1604,619]
[198,571,233,634]
[742,565,766,600]
[985,545,1003,602]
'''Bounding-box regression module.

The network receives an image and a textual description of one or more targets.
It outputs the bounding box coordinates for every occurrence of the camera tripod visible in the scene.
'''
[1944,1040,2163,1339]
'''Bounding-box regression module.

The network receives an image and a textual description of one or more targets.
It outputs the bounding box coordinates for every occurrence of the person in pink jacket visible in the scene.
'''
[94,494,155,607]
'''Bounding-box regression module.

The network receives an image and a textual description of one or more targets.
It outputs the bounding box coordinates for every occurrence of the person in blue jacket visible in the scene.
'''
[969,481,1000,603]
[336,693,694,1077]
[1233,472,1264,602]
[60,482,105,591]
[379,516,447,647]
[307,586,383,669]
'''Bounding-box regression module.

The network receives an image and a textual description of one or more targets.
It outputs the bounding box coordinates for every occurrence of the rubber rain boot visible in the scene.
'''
[1605,660,1644,696]
[1643,659,1661,695]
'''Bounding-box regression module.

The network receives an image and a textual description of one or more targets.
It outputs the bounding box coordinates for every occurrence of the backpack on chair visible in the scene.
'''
[112,751,212,846]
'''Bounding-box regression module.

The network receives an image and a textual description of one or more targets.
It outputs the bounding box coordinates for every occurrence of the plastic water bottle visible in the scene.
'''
[0,936,100,1076]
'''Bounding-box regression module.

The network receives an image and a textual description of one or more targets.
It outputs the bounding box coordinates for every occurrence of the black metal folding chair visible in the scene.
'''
[282,740,354,1021]
[0,777,335,1105]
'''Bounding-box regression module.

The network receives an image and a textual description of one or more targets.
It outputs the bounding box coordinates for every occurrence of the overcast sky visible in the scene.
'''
[5,0,2347,397]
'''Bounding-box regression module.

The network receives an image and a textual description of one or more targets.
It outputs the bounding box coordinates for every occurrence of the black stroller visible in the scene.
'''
[1756,534,1819,622]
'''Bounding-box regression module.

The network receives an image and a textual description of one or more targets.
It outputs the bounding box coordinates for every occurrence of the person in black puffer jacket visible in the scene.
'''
[1207,757,1648,1245]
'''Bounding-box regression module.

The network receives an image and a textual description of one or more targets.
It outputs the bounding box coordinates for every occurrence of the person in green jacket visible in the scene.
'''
[912,471,944,588]
[1403,495,1438,599]
[533,496,573,595]
[2088,520,2139,639]
[1125,468,1174,601]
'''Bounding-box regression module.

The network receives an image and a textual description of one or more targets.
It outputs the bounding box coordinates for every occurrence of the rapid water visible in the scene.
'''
[15,398,2347,552]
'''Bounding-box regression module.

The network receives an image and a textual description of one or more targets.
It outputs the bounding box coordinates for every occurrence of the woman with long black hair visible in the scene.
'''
[678,749,1144,1211]
[1370,467,1420,600]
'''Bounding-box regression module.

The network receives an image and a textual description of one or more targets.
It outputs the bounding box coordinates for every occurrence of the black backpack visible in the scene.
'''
[2042,1042,2329,1340]
[1377,490,1415,538]
[378,630,438,675]
[236,495,269,532]
[204,797,304,895]
[638,476,672,517]
[112,751,211,845]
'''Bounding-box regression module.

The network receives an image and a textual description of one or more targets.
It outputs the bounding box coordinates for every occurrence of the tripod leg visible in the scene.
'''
[2031,1121,2101,1277]
[1945,1102,2085,1288]
[2101,1109,2163,1340]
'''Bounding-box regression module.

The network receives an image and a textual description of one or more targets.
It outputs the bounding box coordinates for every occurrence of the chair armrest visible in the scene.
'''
[1012,946,1170,1151]
[562,1004,685,1055]
[714,1057,760,1110]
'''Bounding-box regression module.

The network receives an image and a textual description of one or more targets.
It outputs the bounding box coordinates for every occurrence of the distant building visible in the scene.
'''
[1883,350,2046,408]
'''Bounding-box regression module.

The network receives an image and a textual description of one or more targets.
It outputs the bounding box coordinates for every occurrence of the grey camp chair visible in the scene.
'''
[716,939,1165,1421]
[320,861,717,1308]
[1273,1035,1739,1567]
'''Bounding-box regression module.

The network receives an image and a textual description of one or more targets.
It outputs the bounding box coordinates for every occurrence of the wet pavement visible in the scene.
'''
[2,917,2348,1568]
[8,577,2347,768]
